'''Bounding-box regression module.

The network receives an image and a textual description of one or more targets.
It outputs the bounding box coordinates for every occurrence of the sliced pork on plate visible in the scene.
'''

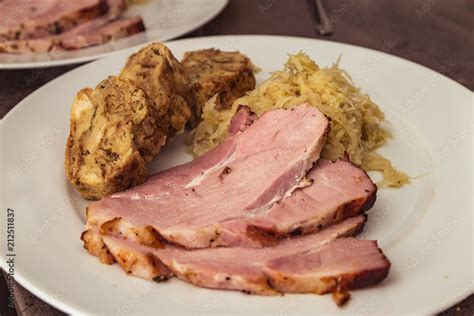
[82,155,378,256]
[80,104,390,305]
[0,0,108,40]
[0,0,145,53]
[263,238,390,295]
[59,17,145,51]
[0,15,145,54]
[221,158,377,242]
[86,104,330,249]
[101,216,367,291]
[99,215,390,297]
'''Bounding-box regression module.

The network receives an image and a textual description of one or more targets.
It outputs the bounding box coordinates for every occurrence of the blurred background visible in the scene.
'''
[1,0,472,315]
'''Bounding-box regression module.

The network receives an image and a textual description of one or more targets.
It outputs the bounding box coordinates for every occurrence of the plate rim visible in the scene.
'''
[0,35,472,315]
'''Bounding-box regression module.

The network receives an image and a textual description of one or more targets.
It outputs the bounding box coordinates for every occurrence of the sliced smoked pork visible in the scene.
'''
[60,17,144,50]
[227,105,257,136]
[0,17,144,53]
[0,0,145,54]
[101,215,371,294]
[263,238,390,295]
[0,0,107,41]
[99,215,390,298]
[86,104,330,248]
[245,159,377,236]
[86,157,376,248]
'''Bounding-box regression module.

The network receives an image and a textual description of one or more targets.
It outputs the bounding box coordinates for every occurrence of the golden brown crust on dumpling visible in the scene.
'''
[120,43,194,138]
[65,43,258,199]
[65,76,166,199]
[181,48,257,120]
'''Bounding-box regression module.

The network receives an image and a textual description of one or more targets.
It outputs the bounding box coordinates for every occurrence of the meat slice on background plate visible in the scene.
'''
[0,0,145,53]
[0,0,107,41]
[0,18,145,53]
[86,104,330,249]
[60,17,144,50]
[99,215,390,298]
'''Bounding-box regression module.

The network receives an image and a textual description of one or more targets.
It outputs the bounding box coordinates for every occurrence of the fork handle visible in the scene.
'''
[314,0,334,36]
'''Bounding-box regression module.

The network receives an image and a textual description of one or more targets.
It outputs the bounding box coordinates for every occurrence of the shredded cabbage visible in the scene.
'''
[190,52,409,187]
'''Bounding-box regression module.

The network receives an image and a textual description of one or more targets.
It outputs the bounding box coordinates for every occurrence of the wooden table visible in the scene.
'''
[0,0,472,315]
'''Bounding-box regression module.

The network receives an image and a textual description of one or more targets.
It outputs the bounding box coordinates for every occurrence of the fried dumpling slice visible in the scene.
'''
[65,76,166,199]
[181,48,257,117]
[120,42,194,137]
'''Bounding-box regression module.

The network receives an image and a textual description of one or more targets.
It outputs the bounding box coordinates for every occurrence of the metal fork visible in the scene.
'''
[313,0,334,36]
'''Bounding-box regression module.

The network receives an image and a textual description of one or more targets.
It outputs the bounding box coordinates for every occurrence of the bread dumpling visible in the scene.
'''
[65,76,166,200]
[120,43,194,136]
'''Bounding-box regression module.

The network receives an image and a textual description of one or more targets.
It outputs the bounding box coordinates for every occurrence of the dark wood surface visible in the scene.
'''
[0,0,472,315]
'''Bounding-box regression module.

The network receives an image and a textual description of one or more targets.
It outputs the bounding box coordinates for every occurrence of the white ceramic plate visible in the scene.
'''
[0,0,228,69]
[0,36,472,315]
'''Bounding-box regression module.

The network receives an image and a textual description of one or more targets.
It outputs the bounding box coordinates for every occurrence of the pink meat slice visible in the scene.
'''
[60,17,145,50]
[0,17,144,53]
[102,215,370,294]
[263,238,391,294]
[245,159,377,235]
[0,0,146,54]
[227,105,257,136]
[0,0,106,40]
[88,104,330,249]
[211,158,376,247]
[89,158,377,249]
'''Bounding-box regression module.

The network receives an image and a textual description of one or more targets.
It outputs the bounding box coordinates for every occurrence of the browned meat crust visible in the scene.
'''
[82,226,173,281]
[264,239,391,295]
[332,290,351,307]
[181,49,257,125]
[81,216,378,299]
[100,217,166,249]
[266,251,391,295]
[81,229,115,264]
[81,216,366,278]
[112,247,172,280]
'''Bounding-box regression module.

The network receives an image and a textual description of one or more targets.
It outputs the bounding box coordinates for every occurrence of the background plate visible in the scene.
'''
[0,0,228,69]
[0,35,472,315]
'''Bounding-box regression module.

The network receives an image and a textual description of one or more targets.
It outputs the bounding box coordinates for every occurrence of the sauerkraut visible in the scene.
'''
[190,52,409,187]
